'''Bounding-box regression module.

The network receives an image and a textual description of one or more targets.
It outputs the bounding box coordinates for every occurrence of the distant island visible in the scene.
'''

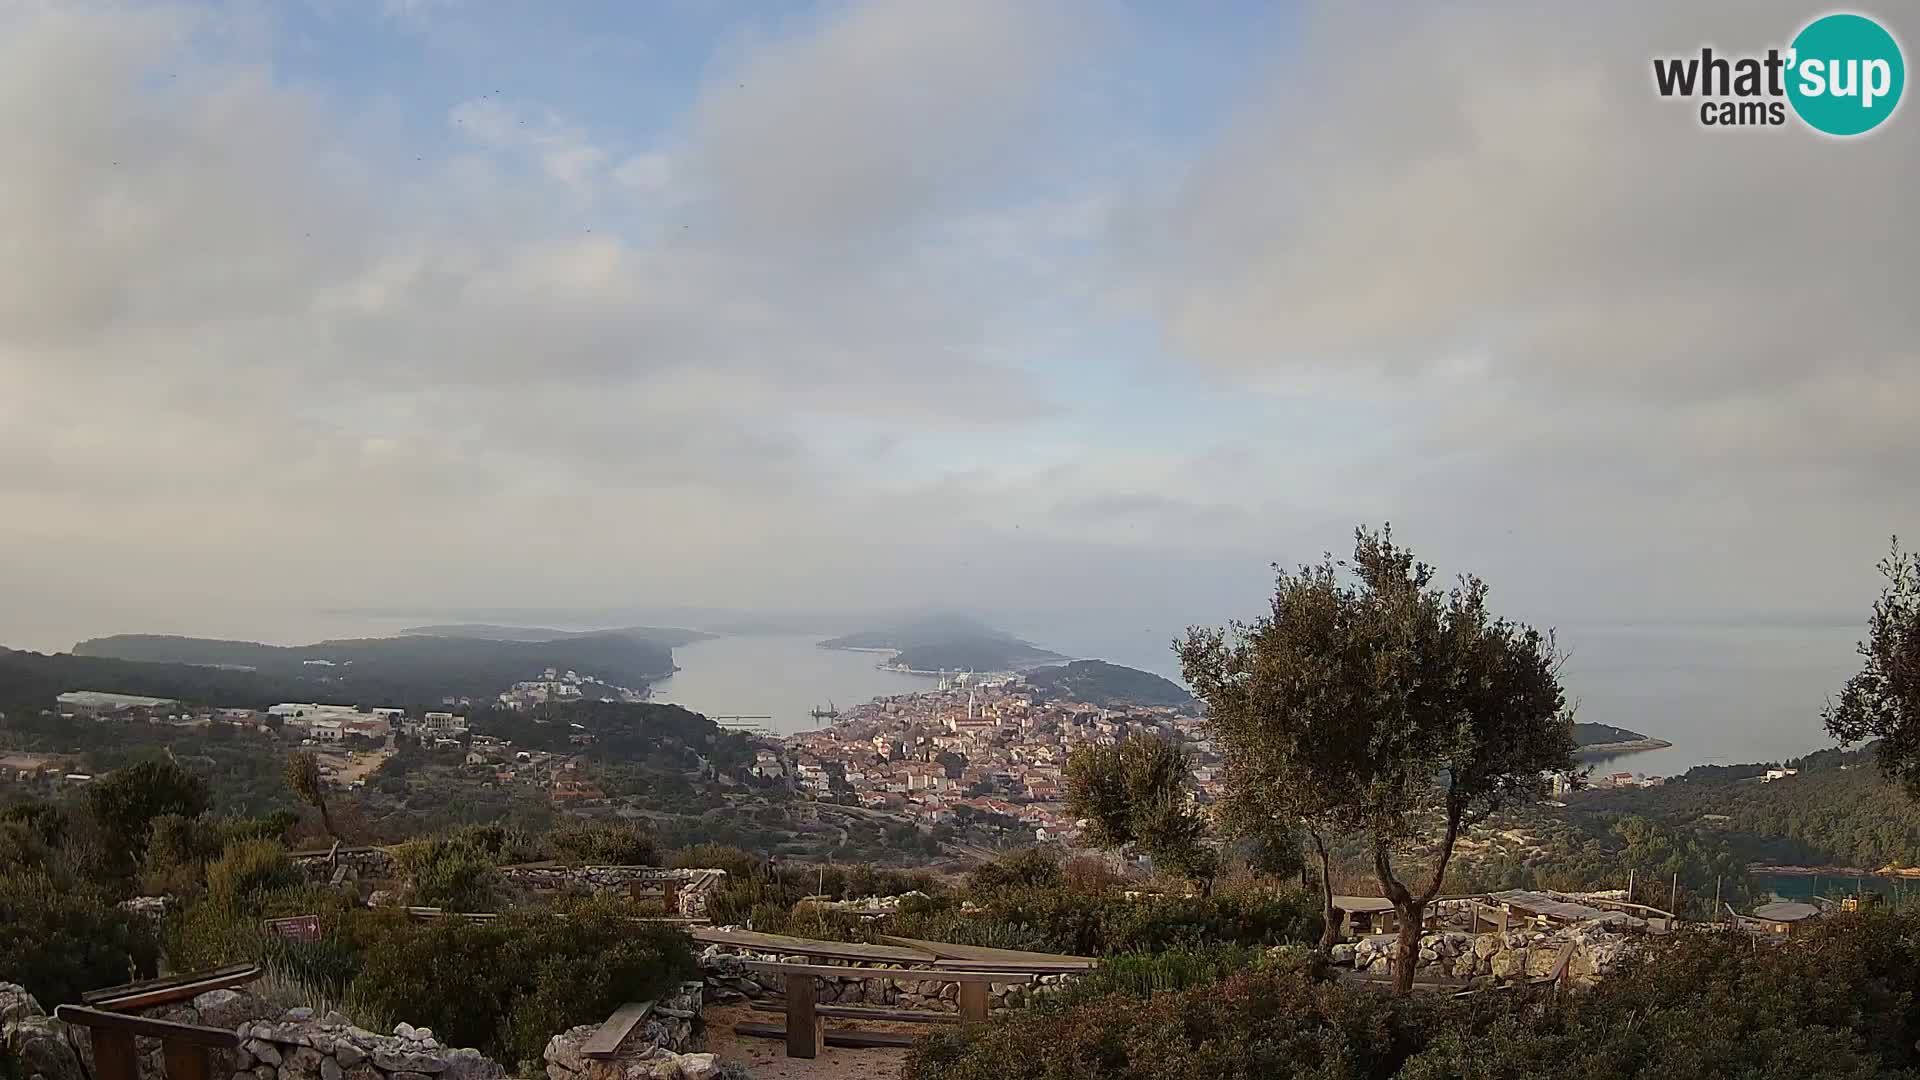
[71,631,678,705]
[1573,721,1672,756]
[819,612,1068,674]
[400,623,716,648]
[1022,659,1193,710]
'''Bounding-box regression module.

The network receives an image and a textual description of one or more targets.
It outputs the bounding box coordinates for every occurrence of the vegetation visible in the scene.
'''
[909,910,1920,1080]
[1180,525,1578,992]
[0,871,158,1005]
[819,612,1067,672]
[1064,735,1215,889]
[1572,721,1655,746]
[1023,660,1193,709]
[1825,538,1920,796]
[285,752,339,842]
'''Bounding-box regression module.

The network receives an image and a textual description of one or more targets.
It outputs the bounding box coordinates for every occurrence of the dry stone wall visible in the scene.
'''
[289,852,727,918]
[698,944,1069,1013]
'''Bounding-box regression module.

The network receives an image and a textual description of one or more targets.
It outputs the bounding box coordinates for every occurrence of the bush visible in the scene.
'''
[545,821,658,866]
[968,848,1060,892]
[395,837,504,911]
[205,838,300,912]
[86,758,209,847]
[885,884,1321,956]
[352,898,698,1068]
[908,912,1920,1080]
[665,844,760,880]
[0,871,159,1004]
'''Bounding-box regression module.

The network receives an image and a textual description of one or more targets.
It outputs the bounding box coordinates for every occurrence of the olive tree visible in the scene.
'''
[1064,734,1216,891]
[285,752,339,842]
[1825,539,1920,797]
[1179,526,1577,994]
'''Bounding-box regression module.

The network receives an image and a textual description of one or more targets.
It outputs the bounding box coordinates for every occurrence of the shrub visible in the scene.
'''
[665,844,760,880]
[86,758,209,847]
[395,836,504,911]
[352,898,698,1069]
[0,870,159,1004]
[205,838,300,913]
[545,821,657,866]
[885,885,1321,956]
[968,848,1060,892]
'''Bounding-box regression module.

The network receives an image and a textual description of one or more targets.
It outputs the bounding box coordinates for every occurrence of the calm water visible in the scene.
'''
[650,634,937,734]
[1753,873,1917,907]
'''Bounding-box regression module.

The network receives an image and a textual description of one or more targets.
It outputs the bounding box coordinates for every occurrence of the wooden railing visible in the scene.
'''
[55,1005,239,1080]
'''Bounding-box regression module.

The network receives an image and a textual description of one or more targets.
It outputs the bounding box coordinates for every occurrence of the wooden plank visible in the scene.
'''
[83,964,258,1006]
[956,982,989,1023]
[83,969,264,1013]
[734,1023,918,1050]
[736,961,1035,984]
[875,936,1097,971]
[161,1039,211,1080]
[785,973,821,1059]
[691,927,935,965]
[90,1027,139,1080]
[53,1006,239,1048]
[579,1002,655,1060]
[748,1001,958,1024]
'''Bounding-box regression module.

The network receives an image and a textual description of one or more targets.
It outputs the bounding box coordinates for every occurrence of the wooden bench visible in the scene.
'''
[732,962,1035,1059]
[83,965,263,1011]
[56,1005,239,1080]
[578,1001,655,1060]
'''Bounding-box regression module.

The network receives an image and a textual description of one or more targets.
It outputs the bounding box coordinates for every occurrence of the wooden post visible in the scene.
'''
[1713,876,1722,924]
[1670,873,1679,922]
[91,1029,139,1080]
[784,972,822,1059]
[1628,869,1635,906]
[628,881,645,904]
[661,878,681,916]
[162,1039,211,1080]
[957,981,989,1023]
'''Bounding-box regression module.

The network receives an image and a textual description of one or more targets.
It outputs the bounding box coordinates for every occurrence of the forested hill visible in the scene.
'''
[1022,660,1193,709]
[71,632,676,705]
[819,612,1067,672]
[0,647,307,712]
[1573,722,1656,746]
[400,624,716,648]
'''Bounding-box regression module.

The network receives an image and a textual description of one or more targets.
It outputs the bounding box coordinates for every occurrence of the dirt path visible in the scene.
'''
[700,1004,916,1080]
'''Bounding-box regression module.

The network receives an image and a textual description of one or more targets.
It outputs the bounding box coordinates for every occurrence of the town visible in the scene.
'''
[773,672,1211,844]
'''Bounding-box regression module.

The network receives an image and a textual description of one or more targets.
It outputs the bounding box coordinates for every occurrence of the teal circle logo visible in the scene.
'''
[1786,13,1905,136]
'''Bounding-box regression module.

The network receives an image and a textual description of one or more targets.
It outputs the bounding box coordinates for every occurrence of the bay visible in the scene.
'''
[649,633,937,735]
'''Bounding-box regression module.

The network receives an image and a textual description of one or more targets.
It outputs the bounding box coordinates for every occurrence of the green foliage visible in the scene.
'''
[909,912,1920,1079]
[0,870,159,1004]
[884,884,1321,957]
[968,848,1062,892]
[86,757,210,847]
[1826,538,1920,798]
[1064,735,1214,886]
[665,843,761,879]
[1035,944,1269,1009]
[545,820,658,866]
[395,836,505,911]
[205,838,300,913]
[351,898,698,1069]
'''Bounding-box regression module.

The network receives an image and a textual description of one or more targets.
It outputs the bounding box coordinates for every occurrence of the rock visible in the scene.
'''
[286,1008,316,1022]
[6,1013,86,1080]
[674,1052,723,1080]
[323,1012,351,1028]
[395,1023,417,1040]
[283,1045,326,1079]
[345,1066,382,1080]
[391,1071,434,1080]
[1473,934,1501,959]
[245,1040,283,1066]
[1490,950,1525,980]
[371,1048,448,1074]
[335,1043,367,1068]
[1,984,46,1025]
[413,1028,434,1042]
[254,1067,277,1080]
[322,1057,344,1080]
[440,1048,505,1080]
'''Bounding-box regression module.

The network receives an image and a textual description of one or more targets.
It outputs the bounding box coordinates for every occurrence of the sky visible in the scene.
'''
[1,0,1915,657]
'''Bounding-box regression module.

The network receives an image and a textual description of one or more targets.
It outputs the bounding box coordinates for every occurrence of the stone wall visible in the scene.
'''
[1331,924,1636,988]
[3,984,82,1080]
[698,946,1069,1014]
[289,852,727,919]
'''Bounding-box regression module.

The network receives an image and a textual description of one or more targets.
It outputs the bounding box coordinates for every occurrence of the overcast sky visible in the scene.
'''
[1,0,1914,655]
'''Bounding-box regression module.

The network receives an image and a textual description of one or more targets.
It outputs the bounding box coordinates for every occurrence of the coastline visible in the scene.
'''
[1575,737,1674,757]
[1751,863,1920,879]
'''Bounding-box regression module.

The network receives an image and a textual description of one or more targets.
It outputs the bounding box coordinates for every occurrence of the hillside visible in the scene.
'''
[1573,722,1665,747]
[1021,660,1192,709]
[820,612,1067,672]
[400,623,716,648]
[0,646,312,712]
[71,632,676,705]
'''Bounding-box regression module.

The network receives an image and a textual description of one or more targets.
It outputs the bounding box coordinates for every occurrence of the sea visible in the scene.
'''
[643,620,1864,766]
[649,634,937,734]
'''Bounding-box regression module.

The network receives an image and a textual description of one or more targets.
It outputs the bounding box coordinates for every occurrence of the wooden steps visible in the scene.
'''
[733,1023,918,1049]
[747,1001,957,1024]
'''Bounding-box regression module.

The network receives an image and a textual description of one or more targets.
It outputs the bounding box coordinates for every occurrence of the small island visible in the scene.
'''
[1573,721,1673,756]
[1023,659,1193,710]
[819,612,1067,674]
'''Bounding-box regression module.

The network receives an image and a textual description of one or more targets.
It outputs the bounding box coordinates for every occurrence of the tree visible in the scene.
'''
[1179,526,1577,994]
[284,752,338,842]
[1825,538,1920,797]
[1064,734,1216,891]
[87,757,209,848]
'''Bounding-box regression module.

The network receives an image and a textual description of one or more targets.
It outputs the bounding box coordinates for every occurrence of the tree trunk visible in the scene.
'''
[1392,899,1425,995]
[1311,832,1338,952]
